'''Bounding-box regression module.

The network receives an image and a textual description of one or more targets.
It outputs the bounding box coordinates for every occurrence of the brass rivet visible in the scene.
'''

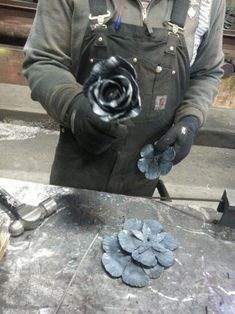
[155,65,163,73]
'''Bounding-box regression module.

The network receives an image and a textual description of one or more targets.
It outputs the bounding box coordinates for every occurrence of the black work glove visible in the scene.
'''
[155,116,200,165]
[68,92,118,155]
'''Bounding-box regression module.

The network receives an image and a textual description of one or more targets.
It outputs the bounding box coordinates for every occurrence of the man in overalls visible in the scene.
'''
[23,0,225,196]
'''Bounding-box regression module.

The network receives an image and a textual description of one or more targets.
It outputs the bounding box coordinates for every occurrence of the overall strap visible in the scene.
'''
[89,0,107,15]
[88,0,111,29]
[170,0,190,28]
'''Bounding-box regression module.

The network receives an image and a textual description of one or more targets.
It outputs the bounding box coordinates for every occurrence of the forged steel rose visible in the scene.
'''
[83,56,141,122]
[102,218,178,288]
[137,143,176,180]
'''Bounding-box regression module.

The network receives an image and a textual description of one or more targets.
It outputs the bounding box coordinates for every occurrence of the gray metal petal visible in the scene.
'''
[131,229,145,241]
[137,158,149,173]
[102,253,131,278]
[156,250,175,267]
[128,106,141,119]
[114,56,138,79]
[140,144,154,158]
[118,230,141,253]
[122,261,149,287]
[123,218,142,231]
[144,264,164,279]
[143,219,163,235]
[161,147,176,161]
[142,223,152,238]
[159,161,173,176]
[132,247,158,267]
[161,233,178,251]
[151,242,167,253]
[102,234,122,253]
[92,101,107,117]
[145,161,161,180]
[156,232,167,242]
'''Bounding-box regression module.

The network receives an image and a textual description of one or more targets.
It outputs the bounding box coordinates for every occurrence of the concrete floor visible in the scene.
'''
[0,122,234,200]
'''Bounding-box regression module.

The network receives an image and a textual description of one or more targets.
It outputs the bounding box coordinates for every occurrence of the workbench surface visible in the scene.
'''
[0,178,234,314]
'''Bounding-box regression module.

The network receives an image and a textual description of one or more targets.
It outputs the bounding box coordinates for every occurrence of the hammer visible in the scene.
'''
[0,187,58,236]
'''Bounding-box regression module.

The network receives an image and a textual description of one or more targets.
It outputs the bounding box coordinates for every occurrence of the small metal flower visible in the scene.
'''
[83,56,141,122]
[102,218,178,288]
[137,143,175,180]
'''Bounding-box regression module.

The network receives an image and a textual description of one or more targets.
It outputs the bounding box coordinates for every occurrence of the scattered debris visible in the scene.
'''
[0,122,58,141]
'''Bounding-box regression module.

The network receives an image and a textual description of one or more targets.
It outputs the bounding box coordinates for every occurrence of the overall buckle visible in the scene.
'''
[166,22,184,36]
[89,11,111,29]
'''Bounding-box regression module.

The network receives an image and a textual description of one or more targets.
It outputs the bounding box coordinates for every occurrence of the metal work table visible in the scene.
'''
[0,178,235,314]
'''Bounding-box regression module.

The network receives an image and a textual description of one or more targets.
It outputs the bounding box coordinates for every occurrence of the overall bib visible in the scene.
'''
[50,0,190,197]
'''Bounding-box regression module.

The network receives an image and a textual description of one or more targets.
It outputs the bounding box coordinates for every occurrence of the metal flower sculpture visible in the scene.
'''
[83,56,141,122]
[102,218,178,287]
[137,143,175,180]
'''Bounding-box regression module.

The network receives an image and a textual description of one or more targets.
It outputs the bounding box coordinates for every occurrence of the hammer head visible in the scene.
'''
[217,189,235,228]
[9,198,58,237]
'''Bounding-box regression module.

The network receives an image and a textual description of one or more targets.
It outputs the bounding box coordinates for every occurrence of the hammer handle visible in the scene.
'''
[0,187,21,219]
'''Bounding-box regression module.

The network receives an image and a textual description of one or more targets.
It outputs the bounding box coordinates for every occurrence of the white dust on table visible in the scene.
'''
[0,122,58,141]
[0,178,70,206]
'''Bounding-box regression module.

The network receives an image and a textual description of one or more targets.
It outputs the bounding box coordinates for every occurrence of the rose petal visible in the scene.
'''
[99,80,122,104]
[123,218,142,231]
[99,76,132,112]
[143,219,163,235]
[128,106,141,119]
[144,264,164,279]
[122,261,149,287]
[161,233,178,251]
[118,230,141,253]
[132,247,158,267]
[156,250,175,267]
[114,56,137,79]
[102,234,122,253]
[91,101,107,117]
[102,253,131,278]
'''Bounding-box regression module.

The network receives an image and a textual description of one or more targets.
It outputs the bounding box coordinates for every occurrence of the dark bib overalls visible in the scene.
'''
[50,0,190,197]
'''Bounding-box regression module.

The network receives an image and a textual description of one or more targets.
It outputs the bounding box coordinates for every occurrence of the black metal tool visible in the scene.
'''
[217,189,235,228]
[153,181,235,229]
[0,187,58,237]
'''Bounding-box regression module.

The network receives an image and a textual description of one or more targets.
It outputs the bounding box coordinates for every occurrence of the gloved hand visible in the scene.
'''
[68,92,118,155]
[154,116,200,164]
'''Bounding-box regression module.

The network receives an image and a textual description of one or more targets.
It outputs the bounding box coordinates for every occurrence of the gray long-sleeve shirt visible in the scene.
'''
[22,0,225,126]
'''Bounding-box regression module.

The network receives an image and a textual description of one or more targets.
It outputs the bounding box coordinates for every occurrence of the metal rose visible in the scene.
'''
[102,218,178,288]
[83,56,141,122]
[137,143,176,180]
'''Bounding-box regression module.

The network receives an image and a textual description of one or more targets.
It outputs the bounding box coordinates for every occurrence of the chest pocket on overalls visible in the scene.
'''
[150,32,190,119]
